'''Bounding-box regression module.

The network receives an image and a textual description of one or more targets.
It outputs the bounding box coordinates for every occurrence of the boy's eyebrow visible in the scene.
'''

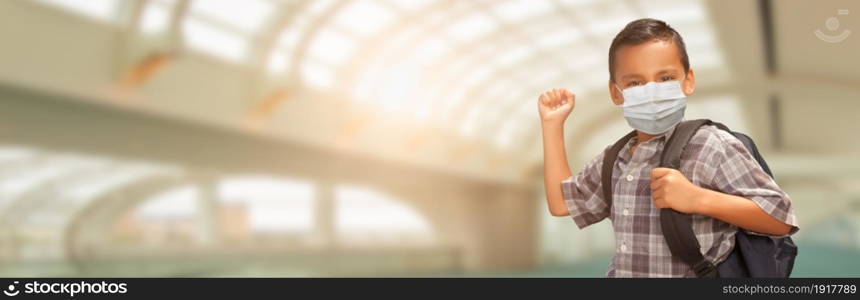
[656,68,681,75]
[618,68,682,81]
[618,74,644,81]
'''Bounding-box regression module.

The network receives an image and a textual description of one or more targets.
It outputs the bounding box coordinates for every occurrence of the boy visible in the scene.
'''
[537,18,798,277]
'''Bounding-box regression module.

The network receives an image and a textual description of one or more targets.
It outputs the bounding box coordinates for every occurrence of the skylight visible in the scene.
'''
[374,62,423,113]
[182,18,248,63]
[139,0,174,35]
[494,45,530,67]
[330,0,396,36]
[445,12,497,41]
[276,25,304,50]
[534,28,583,51]
[306,29,356,65]
[285,0,722,157]
[409,37,453,63]
[266,50,290,74]
[389,0,436,11]
[300,60,335,90]
[189,0,274,33]
[491,0,552,23]
[641,0,706,25]
[31,0,120,23]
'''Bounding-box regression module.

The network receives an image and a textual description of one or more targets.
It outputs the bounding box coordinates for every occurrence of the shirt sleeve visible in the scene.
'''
[561,149,610,229]
[704,129,799,237]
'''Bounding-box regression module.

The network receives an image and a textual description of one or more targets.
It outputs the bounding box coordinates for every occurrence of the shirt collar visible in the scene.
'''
[627,121,680,145]
[619,119,684,161]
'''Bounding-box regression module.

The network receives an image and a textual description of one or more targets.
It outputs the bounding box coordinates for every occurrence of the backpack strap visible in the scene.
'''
[601,130,637,210]
[658,119,719,277]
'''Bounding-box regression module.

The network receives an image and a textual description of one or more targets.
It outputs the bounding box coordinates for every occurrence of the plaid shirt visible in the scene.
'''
[561,123,799,277]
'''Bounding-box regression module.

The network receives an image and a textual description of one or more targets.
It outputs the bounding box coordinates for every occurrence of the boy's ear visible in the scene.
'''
[682,68,696,95]
[609,79,623,106]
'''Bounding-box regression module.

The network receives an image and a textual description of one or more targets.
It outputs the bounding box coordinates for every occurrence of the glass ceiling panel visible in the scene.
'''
[303,0,337,17]
[490,0,553,23]
[493,45,531,69]
[306,28,356,65]
[584,7,639,37]
[409,37,453,64]
[189,0,275,34]
[182,18,248,63]
[330,0,396,37]
[534,28,585,52]
[281,0,722,154]
[640,0,707,25]
[300,60,335,90]
[139,0,175,35]
[266,50,290,75]
[374,62,425,113]
[388,0,436,11]
[444,12,498,41]
[31,0,121,23]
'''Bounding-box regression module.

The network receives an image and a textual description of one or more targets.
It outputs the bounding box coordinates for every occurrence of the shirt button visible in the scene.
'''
[626,174,634,181]
[620,244,628,252]
[622,208,629,216]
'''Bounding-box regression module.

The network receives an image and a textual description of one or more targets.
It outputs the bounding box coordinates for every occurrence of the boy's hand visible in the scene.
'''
[538,88,575,126]
[650,168,705,214]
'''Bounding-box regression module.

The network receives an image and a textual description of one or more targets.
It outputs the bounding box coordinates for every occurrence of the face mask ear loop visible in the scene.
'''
[613,82,624,105]
[679,74,689,95]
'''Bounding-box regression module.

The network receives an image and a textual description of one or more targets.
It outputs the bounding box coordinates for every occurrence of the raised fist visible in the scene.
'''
[538,88,575,125]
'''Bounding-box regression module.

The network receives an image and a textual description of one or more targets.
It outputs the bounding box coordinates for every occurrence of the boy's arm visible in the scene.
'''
[696,188,792,236]
[537,89,575,216]
[650,168,793,236]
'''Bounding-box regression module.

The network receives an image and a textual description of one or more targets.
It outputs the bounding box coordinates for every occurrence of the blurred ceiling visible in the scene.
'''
[0,0,857,185]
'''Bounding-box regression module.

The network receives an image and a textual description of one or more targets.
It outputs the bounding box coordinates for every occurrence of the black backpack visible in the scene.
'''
[600,119,798,277]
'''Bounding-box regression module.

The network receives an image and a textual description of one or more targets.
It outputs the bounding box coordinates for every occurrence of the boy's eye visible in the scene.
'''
[626,81,642,87]
[660,75,675,81]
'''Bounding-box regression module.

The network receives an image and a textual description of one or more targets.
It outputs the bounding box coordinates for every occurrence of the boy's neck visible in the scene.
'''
[630,130,658,155]
[635,130,658,145]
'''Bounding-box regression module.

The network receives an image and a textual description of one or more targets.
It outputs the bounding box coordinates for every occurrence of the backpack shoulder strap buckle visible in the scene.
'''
[692,260,718,278]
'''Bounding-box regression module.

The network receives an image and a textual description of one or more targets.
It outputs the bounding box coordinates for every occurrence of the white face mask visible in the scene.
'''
[616,80,687,134]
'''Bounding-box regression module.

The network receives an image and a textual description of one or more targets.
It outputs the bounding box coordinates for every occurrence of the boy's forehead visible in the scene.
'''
[614,40,685,78]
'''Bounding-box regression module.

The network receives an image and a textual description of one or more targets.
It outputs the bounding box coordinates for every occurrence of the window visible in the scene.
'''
[330,0,395,36]
[182,0,275,63]
[491,0,552,23]
[137,185,199,219]
[445,12,497,41]
[306,29,356,65]
[182,18,248,62]
[31,0,121,23]
[335,185,434,246]
[139,0,176,35]
[188,0,274,33]
[300,60,335,90]
[218,175,315,233]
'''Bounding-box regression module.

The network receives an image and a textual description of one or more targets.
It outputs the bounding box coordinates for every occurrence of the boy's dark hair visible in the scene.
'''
[608,18,689,81]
